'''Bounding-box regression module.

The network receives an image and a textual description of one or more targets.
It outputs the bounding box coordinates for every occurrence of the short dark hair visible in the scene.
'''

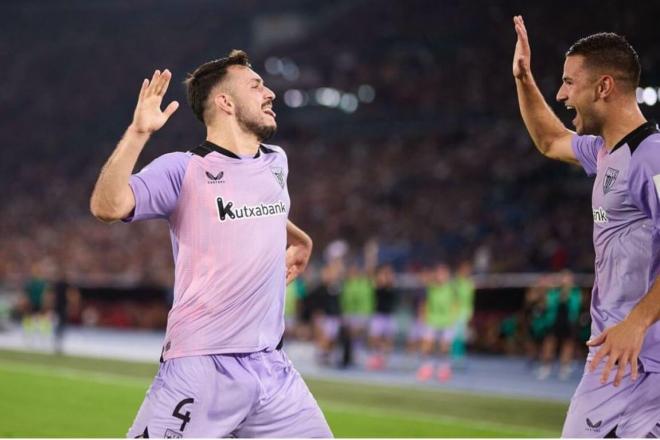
[184,49,251,123]
[566,33,640,91]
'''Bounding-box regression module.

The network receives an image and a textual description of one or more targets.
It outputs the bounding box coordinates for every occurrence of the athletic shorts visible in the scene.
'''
[321,316,341,342]
[369,314,397,339]
[407,320,427,343]
[422,326,455,345]
[345,314,369,332]
[562,358,660,438]
[127,350,332,438]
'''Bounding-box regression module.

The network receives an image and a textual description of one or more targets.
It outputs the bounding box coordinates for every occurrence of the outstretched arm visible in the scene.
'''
[513,15,577,164]
[285,220,313,285]
[90,69,179,222]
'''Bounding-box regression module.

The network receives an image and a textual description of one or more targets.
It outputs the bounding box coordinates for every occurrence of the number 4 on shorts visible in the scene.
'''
[172,398,194,431]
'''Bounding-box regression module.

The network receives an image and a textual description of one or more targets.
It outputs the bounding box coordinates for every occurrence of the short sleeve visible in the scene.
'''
[571,134,604,177]
[628,137,660,231]
[124,152,190,222]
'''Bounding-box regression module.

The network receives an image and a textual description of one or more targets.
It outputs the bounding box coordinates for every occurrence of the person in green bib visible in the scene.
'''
[284,276,307,339]
[450,261,475,365]
[340,262,375,340]
[417,263,458,382]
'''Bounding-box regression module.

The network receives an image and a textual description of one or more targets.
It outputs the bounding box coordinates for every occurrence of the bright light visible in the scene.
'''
[315,87,341,107]
[643,87,657,106]
[280,58,300,81]
[636,87,644,104]
[264,57,282,75]
[357,84,375,103]
[284,89,305,108]
[339,93,359,113]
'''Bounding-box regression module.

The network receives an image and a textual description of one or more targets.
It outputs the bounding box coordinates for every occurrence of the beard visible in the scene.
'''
[236,106,277,142]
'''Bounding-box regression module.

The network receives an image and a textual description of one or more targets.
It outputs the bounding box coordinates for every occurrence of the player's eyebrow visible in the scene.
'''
[250,77,263,85]
[562,75,573,82]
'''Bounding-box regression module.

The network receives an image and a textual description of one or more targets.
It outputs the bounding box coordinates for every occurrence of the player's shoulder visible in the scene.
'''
[629,125,660,165]
[140,150,191,173]
[625,122,660,155]
[260,143,286,155]
[631,132,660,157]
[260,143,287,157]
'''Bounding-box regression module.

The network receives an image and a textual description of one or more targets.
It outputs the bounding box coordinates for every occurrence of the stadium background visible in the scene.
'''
[1,0,660,437]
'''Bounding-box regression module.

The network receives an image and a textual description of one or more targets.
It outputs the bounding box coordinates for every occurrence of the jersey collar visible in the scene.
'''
[610,121,659,154]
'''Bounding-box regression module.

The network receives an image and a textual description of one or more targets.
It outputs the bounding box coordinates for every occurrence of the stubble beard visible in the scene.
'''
[236,106,277,142]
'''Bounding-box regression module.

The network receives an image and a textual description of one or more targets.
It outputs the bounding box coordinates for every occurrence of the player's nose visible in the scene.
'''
[264,86,276,101]
[556,85,567,102]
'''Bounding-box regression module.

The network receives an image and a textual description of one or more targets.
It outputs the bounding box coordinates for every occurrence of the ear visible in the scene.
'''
[597,75,615,99]
[213,92,234,115]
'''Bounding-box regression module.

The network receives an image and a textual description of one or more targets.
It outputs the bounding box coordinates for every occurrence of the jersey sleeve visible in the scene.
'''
[628,137,660,231]
[124,152,190,222]
[571,134,603,177]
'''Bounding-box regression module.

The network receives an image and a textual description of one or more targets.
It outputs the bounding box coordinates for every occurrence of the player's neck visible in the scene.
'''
[601,103,647,151]
[206,123,260,157]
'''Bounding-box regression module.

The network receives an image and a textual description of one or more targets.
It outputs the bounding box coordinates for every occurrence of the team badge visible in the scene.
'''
[271,166,285,189]
[603,167,619,194]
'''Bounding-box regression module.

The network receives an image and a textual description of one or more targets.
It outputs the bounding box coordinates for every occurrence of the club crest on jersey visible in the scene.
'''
[271,166,285,189]
[206,170,225,184]
[603,167,619,194]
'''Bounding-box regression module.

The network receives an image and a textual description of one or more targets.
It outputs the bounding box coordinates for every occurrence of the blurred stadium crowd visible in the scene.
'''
[1,0,659,362]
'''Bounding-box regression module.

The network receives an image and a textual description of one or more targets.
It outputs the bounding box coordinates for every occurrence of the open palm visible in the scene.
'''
[131,69,179,134]
[512,15,532,80]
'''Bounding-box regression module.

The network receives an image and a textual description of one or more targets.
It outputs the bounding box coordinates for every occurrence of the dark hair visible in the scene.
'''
[566,33,640,91]
[184,49,251,123]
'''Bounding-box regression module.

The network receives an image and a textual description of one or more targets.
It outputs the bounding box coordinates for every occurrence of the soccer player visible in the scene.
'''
[90,50,332,438]
[513,16,660,437]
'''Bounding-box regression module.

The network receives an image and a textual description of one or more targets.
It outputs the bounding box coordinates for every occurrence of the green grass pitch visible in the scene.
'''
[0,349,566,437]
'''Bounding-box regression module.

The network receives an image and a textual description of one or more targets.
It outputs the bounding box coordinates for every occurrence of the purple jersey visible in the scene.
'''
[126,141,290,360]
[572,122,660,372]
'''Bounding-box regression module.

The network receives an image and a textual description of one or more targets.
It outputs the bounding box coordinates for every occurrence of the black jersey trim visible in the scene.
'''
[191,141,269,159]
[610,121,659,154]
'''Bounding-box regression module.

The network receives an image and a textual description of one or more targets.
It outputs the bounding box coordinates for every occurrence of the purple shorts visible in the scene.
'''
[127,350,332,438]
[562,359,660,438]
[369,314,397,339]
[345,314,369,332]
[321,316,341,341]
[407,320,426,343]
[422,326,455,345]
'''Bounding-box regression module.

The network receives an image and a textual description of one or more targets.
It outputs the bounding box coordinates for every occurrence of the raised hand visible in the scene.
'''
[131,69,179,135]
[513,15,532,80]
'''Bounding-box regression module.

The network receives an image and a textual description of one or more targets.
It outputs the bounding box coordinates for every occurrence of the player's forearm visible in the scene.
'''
[627,275,660,330]
[515,76,571,156]
[90,125,150,222]
[286,220,312,248]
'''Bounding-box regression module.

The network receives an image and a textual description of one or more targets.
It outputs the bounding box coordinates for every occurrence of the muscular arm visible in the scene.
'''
[285,220,313,284]
[513,16,577,164]
[90,128,148,222]
[628,276,660,330]
[90,69,179,223]
[286,220,312,248]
